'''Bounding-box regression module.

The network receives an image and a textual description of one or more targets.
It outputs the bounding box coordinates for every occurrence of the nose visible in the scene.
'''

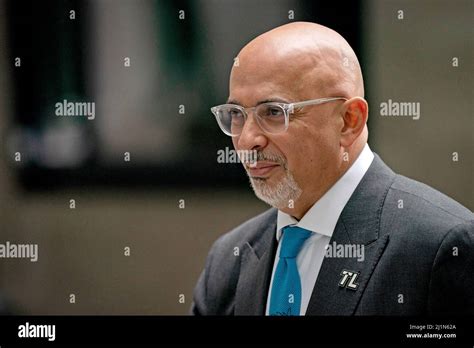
[235,111,268,151]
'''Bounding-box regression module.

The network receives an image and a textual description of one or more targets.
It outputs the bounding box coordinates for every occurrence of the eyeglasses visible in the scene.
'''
[211,97,347,136]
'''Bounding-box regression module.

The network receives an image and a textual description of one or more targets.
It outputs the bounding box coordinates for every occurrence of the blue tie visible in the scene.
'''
[269,225,312,316]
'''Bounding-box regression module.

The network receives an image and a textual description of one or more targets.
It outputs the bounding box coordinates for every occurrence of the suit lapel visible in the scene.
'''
[305,224,390,315]
[306,154,395,315]
[235,209,278,315]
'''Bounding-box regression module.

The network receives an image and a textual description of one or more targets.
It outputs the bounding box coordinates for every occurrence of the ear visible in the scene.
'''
[339,97,368,147]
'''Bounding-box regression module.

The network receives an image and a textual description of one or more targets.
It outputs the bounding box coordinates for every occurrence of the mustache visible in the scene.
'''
[256,151,285,165]
[243,151,287,170]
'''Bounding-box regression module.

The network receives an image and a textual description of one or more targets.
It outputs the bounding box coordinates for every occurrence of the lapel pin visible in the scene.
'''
[339,269,359,290]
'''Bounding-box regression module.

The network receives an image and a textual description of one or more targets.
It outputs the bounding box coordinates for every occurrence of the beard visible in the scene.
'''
[244,151,302,209]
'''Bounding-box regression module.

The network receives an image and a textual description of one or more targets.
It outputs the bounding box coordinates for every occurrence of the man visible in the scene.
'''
[191,22,473,315]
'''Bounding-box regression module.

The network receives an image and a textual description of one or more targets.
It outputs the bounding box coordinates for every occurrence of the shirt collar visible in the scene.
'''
[276,143,374,240]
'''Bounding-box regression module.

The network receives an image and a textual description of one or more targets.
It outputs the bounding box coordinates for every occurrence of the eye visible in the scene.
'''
[229,108,243,118]
[228,108,245,125]
[263,105,284,117]
[230,109,241,116]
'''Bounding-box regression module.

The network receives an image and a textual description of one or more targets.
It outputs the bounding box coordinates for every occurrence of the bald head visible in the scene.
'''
[231,22,364,101]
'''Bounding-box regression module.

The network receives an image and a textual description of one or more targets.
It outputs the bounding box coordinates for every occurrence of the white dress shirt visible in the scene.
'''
[265,144,374,315]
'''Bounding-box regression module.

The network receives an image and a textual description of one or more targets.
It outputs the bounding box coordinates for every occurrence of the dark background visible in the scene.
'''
[0,0,472,314]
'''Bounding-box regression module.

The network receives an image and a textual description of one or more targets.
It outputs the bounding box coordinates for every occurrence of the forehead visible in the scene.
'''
[228,48,322,106]
[227,84,296,107]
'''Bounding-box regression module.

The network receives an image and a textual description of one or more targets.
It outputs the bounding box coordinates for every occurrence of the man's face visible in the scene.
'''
[229,49,343,210]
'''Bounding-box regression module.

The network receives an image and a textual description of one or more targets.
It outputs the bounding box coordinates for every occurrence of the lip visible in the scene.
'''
[247,162,280,177]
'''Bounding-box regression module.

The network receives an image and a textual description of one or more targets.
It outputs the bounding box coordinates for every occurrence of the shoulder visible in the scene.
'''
[388,174,472,225]
[210,207,277,255]
[194,208,277,314]
[204,207,277,290]
[381,173,473,251]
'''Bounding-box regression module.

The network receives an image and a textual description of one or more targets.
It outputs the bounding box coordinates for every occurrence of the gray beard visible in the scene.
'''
[247,168,302,209]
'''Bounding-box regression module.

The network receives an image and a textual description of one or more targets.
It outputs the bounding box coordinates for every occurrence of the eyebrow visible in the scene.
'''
[226,97,290,106]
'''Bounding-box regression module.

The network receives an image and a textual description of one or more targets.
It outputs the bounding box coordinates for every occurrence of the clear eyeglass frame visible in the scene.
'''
[211,97,347,137]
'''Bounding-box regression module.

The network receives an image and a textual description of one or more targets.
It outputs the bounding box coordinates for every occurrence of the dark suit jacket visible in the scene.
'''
[191,154,474,315]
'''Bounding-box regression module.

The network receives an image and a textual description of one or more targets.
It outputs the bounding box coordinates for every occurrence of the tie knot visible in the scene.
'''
[279,226,312,258]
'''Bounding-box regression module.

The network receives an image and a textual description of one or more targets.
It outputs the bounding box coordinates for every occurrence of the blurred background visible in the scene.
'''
[0,0,472,314]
